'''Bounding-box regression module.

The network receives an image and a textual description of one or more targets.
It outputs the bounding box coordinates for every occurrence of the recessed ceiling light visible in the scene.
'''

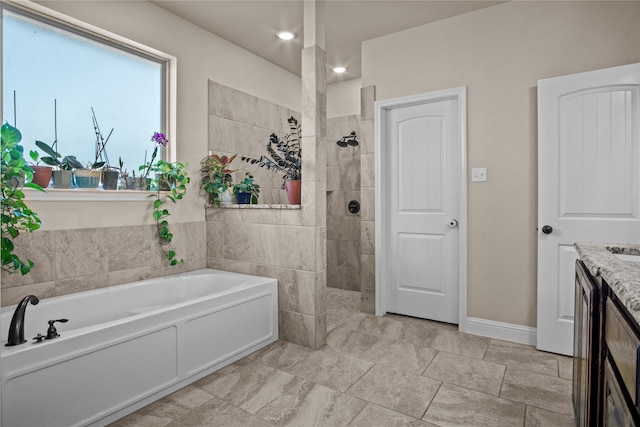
[276,31,295,41]
[332,66,347,74]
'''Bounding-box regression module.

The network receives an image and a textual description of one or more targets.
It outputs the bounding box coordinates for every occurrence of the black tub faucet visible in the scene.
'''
[6,295,39,346]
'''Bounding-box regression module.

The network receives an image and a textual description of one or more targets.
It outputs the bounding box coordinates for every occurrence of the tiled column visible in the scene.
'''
[296,0,327,348]
[360,86,376,313]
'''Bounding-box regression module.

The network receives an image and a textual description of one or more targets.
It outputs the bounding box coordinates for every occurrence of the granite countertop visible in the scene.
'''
[575,242,640,324]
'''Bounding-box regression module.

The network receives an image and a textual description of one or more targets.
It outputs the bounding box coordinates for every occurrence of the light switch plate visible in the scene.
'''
[472,167,487,182]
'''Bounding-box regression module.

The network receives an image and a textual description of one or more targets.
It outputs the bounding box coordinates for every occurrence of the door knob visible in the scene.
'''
[541,225,553,235]
[448,219,458,228]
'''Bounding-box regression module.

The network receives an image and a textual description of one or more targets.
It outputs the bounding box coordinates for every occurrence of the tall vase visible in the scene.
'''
[285,180,301,205]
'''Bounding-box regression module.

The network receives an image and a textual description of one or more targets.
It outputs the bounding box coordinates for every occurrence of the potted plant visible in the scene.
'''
[241,116,301,204]
[130,131,167,191]
[35,140,84,188]
[1,123,44,275]
[200,153,237,206]
[28,150,53,189]
[147,154,190,266]
[233,172,260,204]
[74,161,105,189]
[89,108,121,190]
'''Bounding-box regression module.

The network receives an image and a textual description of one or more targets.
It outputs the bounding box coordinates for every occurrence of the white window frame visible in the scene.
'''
[1,0,177,201]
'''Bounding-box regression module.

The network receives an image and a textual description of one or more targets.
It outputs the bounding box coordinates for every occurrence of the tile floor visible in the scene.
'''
[111,288,575,427]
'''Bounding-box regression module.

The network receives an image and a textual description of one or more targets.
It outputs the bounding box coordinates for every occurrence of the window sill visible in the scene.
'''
[24,188,158,202]
[205,204,301,210]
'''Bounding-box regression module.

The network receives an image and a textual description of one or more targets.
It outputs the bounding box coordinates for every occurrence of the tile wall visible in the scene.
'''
[206,80,327,349]
[1,222,207,306]
[326,115,361,291]
[360,86,376,313]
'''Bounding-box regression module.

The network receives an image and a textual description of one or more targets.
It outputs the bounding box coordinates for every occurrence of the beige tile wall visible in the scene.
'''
[360,86,376,313]
[1,222,207,306]
[326,115,361,291]
[207,78,327,349]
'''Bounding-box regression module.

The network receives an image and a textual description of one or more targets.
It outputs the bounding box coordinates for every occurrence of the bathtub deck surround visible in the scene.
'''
[111,288,574,427]
[0,269,278,427]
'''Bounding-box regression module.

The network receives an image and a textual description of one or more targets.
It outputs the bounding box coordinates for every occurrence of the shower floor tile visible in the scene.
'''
[110,288,575,427]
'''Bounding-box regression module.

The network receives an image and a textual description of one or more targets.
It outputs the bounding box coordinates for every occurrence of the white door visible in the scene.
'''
[537,63,640,355]
[383,96,460,323]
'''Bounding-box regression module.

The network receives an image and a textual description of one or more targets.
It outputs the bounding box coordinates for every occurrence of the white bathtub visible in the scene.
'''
[0,269,278,427]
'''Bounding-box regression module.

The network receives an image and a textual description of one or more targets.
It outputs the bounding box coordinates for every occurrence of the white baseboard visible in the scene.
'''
[465,317,537,346]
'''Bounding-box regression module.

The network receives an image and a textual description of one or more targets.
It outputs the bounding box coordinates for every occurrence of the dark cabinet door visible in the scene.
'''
[603,359,636,427]
[573,260,600,427]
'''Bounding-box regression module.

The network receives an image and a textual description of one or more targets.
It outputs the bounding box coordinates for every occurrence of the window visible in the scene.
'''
[2,5,167,178]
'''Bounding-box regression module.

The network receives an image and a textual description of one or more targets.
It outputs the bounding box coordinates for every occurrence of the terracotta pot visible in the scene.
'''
[31,165,52,188]
[285,179,301,204]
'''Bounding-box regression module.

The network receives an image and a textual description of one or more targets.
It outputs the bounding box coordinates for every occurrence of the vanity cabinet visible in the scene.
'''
[573,259,640,426]
[573,260,602,427]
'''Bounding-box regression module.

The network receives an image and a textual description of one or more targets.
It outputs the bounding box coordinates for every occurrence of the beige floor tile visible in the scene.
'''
[327,307,359,331]
[286,347,374,392]
[256,380,367,426]
[500,367,573,416]
[165,396,272,427]
[484,339,559,376]
[525,406,575,427]
[423,383,526,427]
[327,325,379,357]
[195,364,301,414]
[338,313,434,347]
[422,351,506,395]
[363,339,438,374]
[327,287,361,312]
[108,412,173,427]
[383,313,458,332]
[422,329,490,359]
[135,385,214,421]
[347,364,441,419]
[234,340,312,371]
[349,403,438,427]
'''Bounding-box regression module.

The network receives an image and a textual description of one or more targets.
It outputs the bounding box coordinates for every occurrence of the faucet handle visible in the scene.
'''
[46,319,68,340]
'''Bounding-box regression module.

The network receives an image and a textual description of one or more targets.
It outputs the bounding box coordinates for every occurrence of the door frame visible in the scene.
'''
[374,86,468,331]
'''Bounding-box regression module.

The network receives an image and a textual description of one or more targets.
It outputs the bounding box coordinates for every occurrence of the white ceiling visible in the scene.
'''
[151,0,503,83]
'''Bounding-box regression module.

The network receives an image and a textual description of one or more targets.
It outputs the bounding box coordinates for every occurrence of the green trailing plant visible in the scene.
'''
[200,154,237,203]
[147,149,190,266]
[241,116,301,188]
[233,172,260,204]
[1,122,44,275]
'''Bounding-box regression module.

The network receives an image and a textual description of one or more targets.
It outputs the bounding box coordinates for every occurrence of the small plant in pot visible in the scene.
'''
[200,153,237,206]
[241,116,301,204]
[35,140,84,188]
[28,150,53,189]
[233,172,260,204]
[1,122,44,275]
[131,132,167,191]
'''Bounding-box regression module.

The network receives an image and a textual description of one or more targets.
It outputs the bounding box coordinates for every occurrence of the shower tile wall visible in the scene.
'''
[360,86,376,313]
[326,115,361,291]
[0,222,207,306]
[206,80,327,350]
